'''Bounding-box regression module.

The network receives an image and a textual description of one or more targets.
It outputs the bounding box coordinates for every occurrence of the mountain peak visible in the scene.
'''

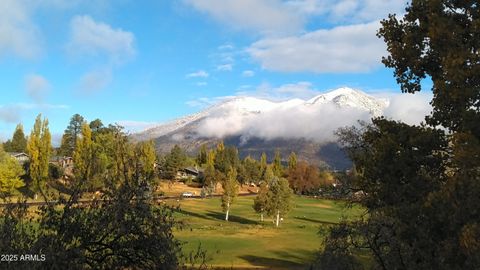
[306,87,387,116]
[134,87,389,141]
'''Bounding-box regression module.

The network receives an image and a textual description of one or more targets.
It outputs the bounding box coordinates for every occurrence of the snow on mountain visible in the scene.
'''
[134,87,389,141]
[306,87,388,116]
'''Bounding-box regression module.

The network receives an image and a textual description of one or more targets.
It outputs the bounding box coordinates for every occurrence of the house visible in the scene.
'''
[8,152,29,164]
[50,156,74,168]
[176,166,204,180]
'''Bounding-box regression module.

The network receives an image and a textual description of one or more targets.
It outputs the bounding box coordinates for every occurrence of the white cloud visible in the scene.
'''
[14,103,69,110]
[184,0,304,34]
[78,69,112,94]
[0,0,42,59]
[196,82,208,86]
[25,74,50,102]
[193,87,432,143]
[248,21,385,73]
[0,102,68,124]
[67,15,136,63]
[186,70,209,78]
[196,98,372,142]
[217,64,233,71]
[287,0,408,23]
[218,43,234,50]
[273,82,319,98]
[0,106,21,124]
[186,96,234,108]
[236,81,320,100]
[382,92,432,126]
[242,70,255,77]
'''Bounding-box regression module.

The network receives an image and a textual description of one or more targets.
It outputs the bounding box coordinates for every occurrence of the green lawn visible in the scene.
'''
[173,196,363,269]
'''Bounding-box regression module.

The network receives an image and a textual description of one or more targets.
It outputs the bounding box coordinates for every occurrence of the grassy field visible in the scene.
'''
[172,195,363,269]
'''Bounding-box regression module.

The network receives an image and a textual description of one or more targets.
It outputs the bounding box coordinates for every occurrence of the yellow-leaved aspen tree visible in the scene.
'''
[221,167,238,221]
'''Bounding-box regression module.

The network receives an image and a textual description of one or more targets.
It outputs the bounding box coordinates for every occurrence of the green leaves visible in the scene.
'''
[0,146,25,198]
[26,114,52,193]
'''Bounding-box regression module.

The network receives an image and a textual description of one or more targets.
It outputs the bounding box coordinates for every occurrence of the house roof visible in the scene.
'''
[184,167,204,174]
[8,152,28,158]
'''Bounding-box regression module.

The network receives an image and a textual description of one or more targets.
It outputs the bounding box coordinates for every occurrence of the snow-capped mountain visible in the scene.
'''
[305,87,388,116]
[134,87,388,141]
[132,87,391,170]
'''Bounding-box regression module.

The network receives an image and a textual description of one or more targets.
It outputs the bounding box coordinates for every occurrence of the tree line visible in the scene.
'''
[158,142,337,225]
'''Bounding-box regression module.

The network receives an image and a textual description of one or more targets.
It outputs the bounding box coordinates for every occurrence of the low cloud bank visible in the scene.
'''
[196,92,432,143]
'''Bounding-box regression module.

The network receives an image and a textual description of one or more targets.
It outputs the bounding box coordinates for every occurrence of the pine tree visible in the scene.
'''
[196,144,208,166]
[10,124,27,153]
[162,145,186,180]
[221,167,239,221]
[59,114,85,156]
[261,166,274,185]
[243,156,261,185]
[265,177,293,227]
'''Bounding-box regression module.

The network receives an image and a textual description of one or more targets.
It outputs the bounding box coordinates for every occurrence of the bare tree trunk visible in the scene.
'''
[275,210,280,227]
[225,201,230,221]
[260,213,264,222]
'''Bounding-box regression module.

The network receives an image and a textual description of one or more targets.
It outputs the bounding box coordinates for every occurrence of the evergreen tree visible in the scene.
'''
[221,167,239,221]
[214,144,239,175]
[265,177,293,227]
[59,114,85,156]
[196,144,208,166]
[10,124,27,153]
[89,118,104,132]
[261,166,274,184]
[243,156,261,184]
[162,145,186,180]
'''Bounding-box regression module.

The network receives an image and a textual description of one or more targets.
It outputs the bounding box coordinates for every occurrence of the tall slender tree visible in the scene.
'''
[27,114,52,195]
[221,167,239,221]
[272,150,283,177]
[74,123,95,189]
[288,152,297,172]
[253,181,268,222]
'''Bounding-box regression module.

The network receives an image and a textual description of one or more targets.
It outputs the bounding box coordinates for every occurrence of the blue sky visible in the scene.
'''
[0,0,412,144]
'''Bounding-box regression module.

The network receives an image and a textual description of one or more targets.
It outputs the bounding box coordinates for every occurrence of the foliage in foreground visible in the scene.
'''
[0,124,206,270]
[314,0,480,268]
